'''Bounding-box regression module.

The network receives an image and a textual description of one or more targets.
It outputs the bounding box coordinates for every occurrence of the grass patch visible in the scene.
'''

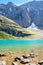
[0,31,17,40]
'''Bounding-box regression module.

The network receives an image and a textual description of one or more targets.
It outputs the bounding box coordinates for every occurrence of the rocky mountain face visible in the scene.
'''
[0,1,43,29]
[0,2,31,28]
[21,1,43,29]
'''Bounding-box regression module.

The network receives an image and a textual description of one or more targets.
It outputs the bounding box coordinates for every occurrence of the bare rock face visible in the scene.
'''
[21,1,43,29]
[0,3,31,28]
[0,27,31,37]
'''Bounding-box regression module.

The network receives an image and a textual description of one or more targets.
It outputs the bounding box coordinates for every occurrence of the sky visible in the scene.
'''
[0,0,43,5]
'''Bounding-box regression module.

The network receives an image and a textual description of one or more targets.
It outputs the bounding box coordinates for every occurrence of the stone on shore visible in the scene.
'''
[12,62,18,65]
[25,63,36,65]
[20,59,30,64]
[22,54,30,58]
[30,53,35,58]
[38,60,43,65]
[14,56,23,61]
[0,53,5,57]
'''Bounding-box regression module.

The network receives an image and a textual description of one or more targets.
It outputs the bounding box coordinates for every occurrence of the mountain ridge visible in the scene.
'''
[0,1,43,29]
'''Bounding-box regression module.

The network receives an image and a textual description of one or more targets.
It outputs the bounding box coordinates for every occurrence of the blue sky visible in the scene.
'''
[0,0,43,5]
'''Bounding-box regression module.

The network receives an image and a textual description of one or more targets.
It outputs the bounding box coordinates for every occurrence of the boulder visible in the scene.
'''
[0,54,5,57]
[0,54,2,57]
[22,54,30,58]
[20,59,30,64]
[30,53,35,58]
[0,61,6,65]
[2,54,6,56]
[38,60,43,65]
[25,63,36,65]
[14,56,23,61]
[12,62,18,65]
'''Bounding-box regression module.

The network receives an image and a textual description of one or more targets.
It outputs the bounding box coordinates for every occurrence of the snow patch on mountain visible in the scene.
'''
[29,23,38,30]
[9,8,12,12]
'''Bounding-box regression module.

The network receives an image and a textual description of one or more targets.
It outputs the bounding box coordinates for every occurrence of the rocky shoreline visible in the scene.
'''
[0,50,43,65]
[12,53,43,65]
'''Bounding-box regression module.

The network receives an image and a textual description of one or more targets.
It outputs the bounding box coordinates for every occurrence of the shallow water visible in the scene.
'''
[0,40,43,53]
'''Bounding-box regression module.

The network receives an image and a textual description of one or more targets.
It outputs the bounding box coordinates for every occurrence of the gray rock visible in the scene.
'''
[0,61,6,65]
[14,56,23,61]
[22,54,30,58]
[20,59,30,64]
[38,60,43,65]
[0,54,2,57]
[0,53,5,57]
[30,53,35,58]
[12,62,18,65]
[25,63,36,65]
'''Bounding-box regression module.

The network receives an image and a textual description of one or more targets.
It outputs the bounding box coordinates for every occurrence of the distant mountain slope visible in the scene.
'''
[0,1,43,29]
[0,15,34,38]
[21,1,43,9]
[0,2,31,28]
[0,31,17,40]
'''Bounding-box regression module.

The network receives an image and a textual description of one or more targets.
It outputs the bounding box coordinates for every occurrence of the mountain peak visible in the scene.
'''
[7,2,16,7]
[7,2,14,5]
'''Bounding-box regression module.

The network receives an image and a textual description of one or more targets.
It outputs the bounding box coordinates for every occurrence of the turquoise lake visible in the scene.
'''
[0,40,43,53]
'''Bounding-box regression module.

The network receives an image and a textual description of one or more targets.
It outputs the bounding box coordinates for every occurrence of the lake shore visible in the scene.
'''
[0,49,43,65]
